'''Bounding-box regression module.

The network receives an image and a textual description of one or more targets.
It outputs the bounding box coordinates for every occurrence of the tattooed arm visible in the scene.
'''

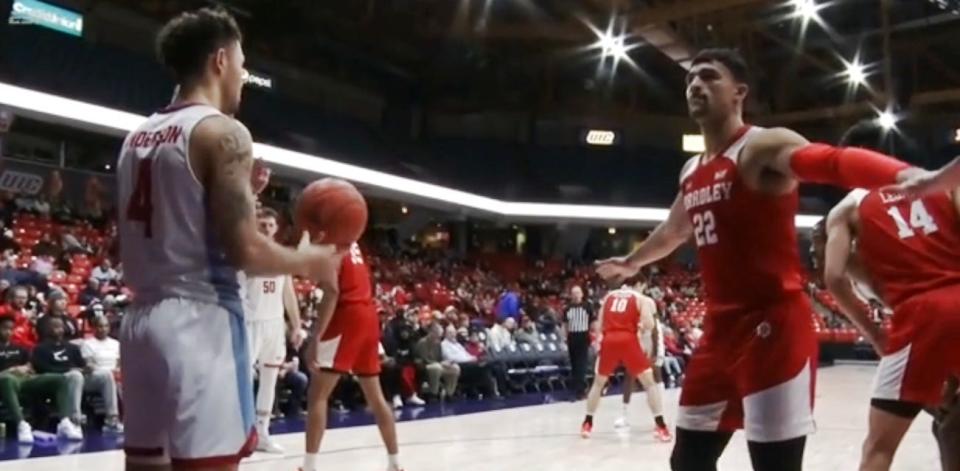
[189,116,340,286]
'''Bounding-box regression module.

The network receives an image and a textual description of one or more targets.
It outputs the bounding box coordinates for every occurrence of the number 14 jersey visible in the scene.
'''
[855,189,960,308]
[117,103,237,306]
[679,125,806,314]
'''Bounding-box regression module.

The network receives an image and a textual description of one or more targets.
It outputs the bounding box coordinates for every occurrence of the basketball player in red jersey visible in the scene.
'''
[301,241,402,471]
[581,277,671,442]
[596,48,917,471]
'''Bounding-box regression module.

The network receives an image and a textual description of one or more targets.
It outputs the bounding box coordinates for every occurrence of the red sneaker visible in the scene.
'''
[580,420,593,439]
[653,425,673,443]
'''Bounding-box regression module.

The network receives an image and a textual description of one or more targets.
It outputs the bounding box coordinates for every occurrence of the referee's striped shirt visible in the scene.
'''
[564,302,593,334]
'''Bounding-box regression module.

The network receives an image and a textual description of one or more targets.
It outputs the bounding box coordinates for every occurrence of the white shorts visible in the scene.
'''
[246,317,286,368]
[120,298,256,466]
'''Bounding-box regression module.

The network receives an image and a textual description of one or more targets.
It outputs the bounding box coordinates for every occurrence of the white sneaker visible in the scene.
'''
[613,417,630,429]
[392,395,403,409]
[57,418,83,441]
[255,433,284,454]
[17,421,33,444]
[102,420,124,435]
[406,394,425,406]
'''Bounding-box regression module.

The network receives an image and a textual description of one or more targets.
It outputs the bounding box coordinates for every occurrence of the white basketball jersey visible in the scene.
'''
[244,275,286,321]
[117,103,242,306]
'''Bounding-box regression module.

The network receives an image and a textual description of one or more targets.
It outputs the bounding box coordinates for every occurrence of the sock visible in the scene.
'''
[388,453,400,469]
[655,415,667,429]
[303,452,319,471]
[584,415,593,425]
[256,366,280,431]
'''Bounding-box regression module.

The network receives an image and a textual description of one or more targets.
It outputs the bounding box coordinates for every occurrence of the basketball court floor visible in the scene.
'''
[0,364,939,471]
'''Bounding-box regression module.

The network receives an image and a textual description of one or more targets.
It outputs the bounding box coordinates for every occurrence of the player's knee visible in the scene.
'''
[64,370,83,385]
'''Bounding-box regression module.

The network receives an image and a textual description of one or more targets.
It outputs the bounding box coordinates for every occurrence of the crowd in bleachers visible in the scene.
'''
[0,178,876,444]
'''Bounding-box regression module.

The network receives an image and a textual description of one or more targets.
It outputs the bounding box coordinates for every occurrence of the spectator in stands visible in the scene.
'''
[31,317,85,440]
[30,255,55,278]
[79,315,122,433]
[32,233,60,259]
[487,317,516,351]
[78,278,102,307]
[496,283,521,322]
[36,289,79,341]
[0,224,16,253]
[279,341,307,417]
[91,259,119,285]
[2,285,38,349]
[379,342,405,409]
[61,229,89,256]
[414,323,460,401]
[513,316,542,347]
[441,325,499,398]
[0,315,72,444]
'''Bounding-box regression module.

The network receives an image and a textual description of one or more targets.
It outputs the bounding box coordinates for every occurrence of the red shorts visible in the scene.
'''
[873,285,960,406]
[596,332,651,377]
[316,308,380,376]
[677,294,818,443]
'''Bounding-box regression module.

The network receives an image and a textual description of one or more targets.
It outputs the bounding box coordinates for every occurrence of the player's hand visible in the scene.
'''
[296,231,340,287]
[595,256,639,281]
[290,327,306,350]
[304,337,323,374]
[883,168,938,200]
[250,158,271,195]
[866,329,887,356]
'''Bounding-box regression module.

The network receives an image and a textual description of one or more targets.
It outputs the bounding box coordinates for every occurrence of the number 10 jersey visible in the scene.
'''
[117,103,237,306]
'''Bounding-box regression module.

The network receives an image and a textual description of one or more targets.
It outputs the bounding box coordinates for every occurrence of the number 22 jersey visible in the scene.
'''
[679,125,806,314]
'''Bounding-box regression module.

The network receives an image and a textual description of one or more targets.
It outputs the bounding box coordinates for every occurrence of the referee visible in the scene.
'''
[563,285,594,399]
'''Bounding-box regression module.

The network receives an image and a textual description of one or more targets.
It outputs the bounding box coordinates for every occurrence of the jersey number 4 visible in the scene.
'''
[693,210,718,247]
[887,200,939,239]
[126,158,154,238]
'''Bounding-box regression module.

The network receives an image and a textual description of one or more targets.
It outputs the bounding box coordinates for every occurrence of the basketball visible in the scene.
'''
[295,178,368,245]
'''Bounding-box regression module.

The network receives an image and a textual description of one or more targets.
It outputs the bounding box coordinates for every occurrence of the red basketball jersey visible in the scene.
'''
[856,189,960,308]
[680,126,806,314]
[324,243,377,337]
[600,288,643,335]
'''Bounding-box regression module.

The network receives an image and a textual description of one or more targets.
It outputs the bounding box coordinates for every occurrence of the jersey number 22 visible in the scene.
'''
[693,210,718,247]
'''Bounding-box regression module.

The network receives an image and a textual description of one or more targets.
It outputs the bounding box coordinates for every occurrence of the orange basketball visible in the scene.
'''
[295,178,368,245]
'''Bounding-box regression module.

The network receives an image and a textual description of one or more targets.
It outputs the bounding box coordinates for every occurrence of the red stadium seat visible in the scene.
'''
[49,271,67,283]
[67,305,83,318]
[66,274,84,285]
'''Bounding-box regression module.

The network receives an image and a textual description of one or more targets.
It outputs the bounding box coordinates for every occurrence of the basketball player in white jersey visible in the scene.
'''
[244,207,305,454]
[117,8,339,471]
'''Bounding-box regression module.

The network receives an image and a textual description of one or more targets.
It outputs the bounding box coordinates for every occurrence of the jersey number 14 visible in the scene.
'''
[886,200,939,239]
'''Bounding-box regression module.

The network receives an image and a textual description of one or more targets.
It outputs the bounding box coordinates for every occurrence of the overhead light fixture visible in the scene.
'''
[845,61,866,86]
[598,32,628,61]
[876,109,897,131]
[793,0,819,20]
[608,227,617,235]
[401,205,408,214]
[0,81,824,228]
[682,134,706,153]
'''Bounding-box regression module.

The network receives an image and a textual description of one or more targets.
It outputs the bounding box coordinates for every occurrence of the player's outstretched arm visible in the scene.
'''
[595,193,692,280]
[191,116,338,287]
[747,127,914,189]
[823,199,884,354]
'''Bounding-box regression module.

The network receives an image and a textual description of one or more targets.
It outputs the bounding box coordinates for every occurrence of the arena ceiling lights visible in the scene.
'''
[0,81,823,228]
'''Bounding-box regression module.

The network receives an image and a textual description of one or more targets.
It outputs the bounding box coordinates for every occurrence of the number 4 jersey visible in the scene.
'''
[854,188,960,308]
[117,103,239,306]
[679,125,806,314]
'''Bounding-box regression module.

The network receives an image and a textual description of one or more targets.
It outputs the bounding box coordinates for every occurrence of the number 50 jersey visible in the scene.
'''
[117,104,239,306]
[679,125,806,315]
